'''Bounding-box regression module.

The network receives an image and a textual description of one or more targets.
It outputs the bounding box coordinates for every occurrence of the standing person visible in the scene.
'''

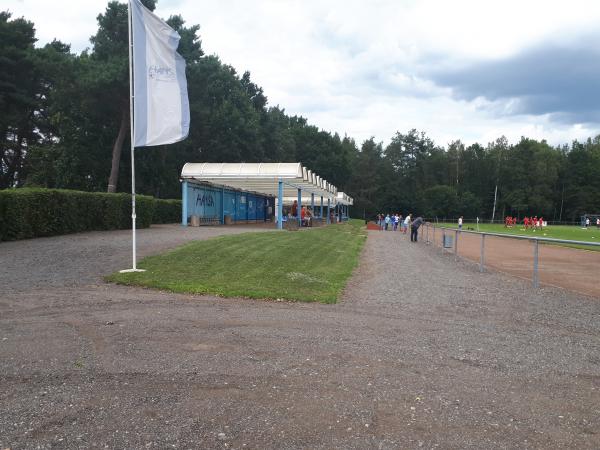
[403,214,411,234]
[585,217,590,228]
[393,213,399,231]
[291,200,298,218]
[458,216,463,230]
[384,213,391,231]
[411,215,424,242]
[596,217,600,229]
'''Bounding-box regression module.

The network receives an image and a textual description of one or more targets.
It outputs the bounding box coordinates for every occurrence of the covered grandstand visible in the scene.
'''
[180,163,352,228]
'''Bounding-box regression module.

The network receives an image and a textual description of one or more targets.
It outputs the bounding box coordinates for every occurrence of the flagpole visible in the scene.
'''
[121,0,145,273]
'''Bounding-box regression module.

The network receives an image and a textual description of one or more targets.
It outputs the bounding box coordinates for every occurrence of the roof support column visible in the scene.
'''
[320,196,323,220]
[277,179,283,230]
[297,188,302,227]
[221,187,225,225]
[181,180,188,226]
[327,198,331,224]
[311,193,315,214]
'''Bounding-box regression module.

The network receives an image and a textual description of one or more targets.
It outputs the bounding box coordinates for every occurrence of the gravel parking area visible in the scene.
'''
[1,225,599,449]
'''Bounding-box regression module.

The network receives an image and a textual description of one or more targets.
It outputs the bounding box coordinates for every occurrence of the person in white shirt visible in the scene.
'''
[458,216,463,230]
[403,214,411,234]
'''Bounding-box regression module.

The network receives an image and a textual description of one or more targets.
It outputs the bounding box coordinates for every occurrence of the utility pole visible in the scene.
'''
[491,137,505,224]
[559,183,564,222]
[456,145,460,186]
[491,184,498,224]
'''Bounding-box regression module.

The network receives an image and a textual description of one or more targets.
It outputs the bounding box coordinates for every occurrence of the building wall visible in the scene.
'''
[184,182,272,224]
[187,184,222,221]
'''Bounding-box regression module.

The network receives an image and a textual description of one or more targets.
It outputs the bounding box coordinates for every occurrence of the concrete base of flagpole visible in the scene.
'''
[119,268,146,273]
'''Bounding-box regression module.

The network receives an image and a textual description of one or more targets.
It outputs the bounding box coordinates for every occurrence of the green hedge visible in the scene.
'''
[152,198,182,224]
[0,188,166,241]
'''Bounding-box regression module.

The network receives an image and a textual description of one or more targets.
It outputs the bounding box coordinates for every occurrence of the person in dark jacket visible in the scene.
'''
[411,216,424,242]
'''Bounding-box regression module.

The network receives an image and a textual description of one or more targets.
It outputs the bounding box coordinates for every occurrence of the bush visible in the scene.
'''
[0,188,156,241]
[153,199,182,224]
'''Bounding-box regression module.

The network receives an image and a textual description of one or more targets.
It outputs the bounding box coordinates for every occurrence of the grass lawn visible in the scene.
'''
[106,219,367,303]
[434,222,600,251]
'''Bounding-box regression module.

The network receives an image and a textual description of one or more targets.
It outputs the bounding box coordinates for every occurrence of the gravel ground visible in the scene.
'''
[1,225,599,449]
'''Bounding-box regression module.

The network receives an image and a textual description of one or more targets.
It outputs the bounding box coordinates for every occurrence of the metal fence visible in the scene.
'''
[422,223,600,290]
[424,218,583,226]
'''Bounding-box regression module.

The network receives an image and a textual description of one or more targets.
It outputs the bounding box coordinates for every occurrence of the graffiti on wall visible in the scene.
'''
[196,193,214,207]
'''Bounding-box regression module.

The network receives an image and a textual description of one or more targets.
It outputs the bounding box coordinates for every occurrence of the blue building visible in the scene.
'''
[181,180,274,225]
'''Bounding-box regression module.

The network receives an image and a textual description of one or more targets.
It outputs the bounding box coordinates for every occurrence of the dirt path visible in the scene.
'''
[1,226,599,449]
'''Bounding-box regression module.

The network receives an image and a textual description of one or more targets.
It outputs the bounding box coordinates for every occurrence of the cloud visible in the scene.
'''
[4,0,108,52]
[4,0,600,146]
[427,38,600,124]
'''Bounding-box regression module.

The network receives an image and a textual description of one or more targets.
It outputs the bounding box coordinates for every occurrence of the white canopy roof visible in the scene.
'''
[181,163,338,199]
[281,196,331,205]
[336,192,354,206]
[279,192,353,206]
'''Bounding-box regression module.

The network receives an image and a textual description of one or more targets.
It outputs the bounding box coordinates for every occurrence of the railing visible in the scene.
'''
[424,218,584,226]
[423,224,600,288]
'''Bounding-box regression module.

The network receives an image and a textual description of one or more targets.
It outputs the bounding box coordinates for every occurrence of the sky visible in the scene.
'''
[5,0,600,148]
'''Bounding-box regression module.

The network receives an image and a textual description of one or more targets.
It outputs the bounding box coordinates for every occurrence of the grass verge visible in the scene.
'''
[106,220,367,303]
[434,222,600,251]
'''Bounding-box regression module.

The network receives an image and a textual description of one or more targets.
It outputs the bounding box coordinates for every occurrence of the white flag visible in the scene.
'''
[130,0,190,147]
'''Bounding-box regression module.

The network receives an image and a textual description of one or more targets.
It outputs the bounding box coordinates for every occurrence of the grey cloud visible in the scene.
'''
[426,40,600,124]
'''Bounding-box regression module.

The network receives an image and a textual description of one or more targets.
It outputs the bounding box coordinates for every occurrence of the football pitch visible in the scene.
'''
[435,222,600,250]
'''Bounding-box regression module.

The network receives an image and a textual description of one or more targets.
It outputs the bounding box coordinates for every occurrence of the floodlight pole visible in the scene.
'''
[491,184,498,224]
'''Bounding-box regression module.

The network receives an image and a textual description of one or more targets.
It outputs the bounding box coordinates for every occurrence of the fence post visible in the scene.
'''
[533,239,539,288]
[442,229,445,254]
[480,234,485,273]
[454,229,459,261]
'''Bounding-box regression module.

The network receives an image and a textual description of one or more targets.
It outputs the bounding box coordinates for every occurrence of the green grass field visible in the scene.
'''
[434,222,600,251]
[107,220,367,303]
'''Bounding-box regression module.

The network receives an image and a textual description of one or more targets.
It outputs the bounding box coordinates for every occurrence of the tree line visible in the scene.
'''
[1,2,599,223]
